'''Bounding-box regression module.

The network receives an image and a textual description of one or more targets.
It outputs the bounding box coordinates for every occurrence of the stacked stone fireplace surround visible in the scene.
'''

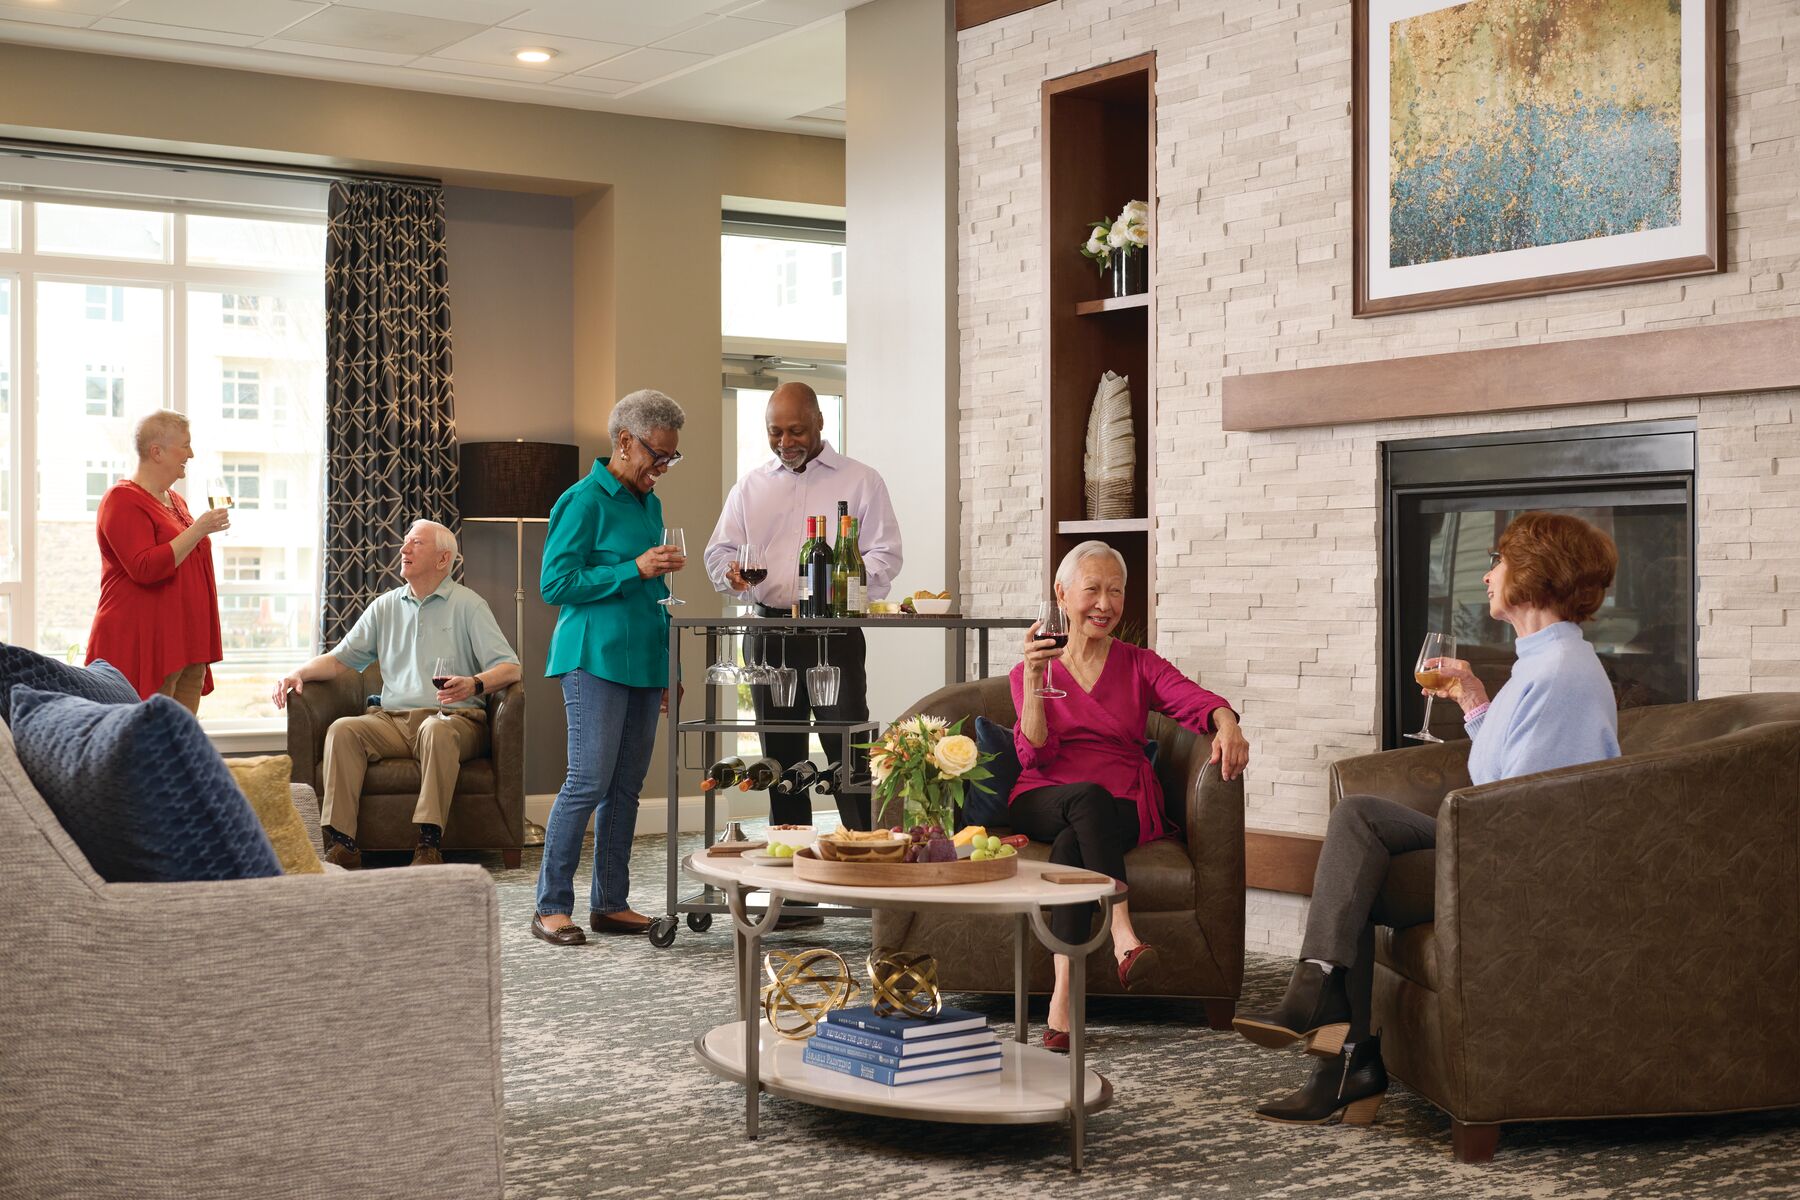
[955,0,1800,952]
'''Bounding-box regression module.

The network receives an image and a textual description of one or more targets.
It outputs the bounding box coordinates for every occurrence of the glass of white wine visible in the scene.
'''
[206,476,234,537]
[1406,632,1458,744]
[657,527,687,607]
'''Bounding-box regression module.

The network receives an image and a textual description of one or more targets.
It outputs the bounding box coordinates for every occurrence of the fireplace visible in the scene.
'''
[1382,419,1696,749]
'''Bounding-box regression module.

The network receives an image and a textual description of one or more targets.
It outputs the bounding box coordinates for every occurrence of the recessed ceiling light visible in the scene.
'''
[514,48,556,64]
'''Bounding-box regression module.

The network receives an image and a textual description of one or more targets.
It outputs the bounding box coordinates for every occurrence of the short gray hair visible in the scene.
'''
[1055,540,1128,591]
[608,388,686,442]
[134,409,190,459]
[408,519,460,564]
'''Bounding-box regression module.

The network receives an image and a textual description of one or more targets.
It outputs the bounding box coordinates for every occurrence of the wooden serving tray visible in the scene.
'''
[791,847,1019,887]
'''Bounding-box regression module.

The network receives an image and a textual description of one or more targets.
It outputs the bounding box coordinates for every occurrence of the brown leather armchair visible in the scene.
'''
[868,676,1245,1027]
[1331,693,1800,1162]
[286,664,527,867]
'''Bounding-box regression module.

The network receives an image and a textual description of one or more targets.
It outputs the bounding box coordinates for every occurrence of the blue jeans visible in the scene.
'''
[534,670,662,917]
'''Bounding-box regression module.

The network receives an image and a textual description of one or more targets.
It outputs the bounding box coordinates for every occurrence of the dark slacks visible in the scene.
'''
[1299,793,1438,1039]
[747,623,869,827]
[1007,783,1139,945]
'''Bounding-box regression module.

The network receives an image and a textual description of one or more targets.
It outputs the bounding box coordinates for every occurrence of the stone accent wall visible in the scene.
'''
[957,0,1800,951]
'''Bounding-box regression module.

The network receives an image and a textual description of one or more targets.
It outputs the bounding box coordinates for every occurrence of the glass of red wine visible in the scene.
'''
[430,656,456,722]
[1034,600,1068,699]
[738,542,768,591]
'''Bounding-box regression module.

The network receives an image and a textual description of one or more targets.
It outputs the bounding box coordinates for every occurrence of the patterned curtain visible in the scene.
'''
[322,180,460,646]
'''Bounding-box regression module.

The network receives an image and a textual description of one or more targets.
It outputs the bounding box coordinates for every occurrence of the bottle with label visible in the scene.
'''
[806,514,836,618]
[843,517,868,616]
[810,762,845,796]
[771,760,822,798]
[699,756,747,792]
[736,756,782,791]
[830,514,852,618]
[793,516,817,618]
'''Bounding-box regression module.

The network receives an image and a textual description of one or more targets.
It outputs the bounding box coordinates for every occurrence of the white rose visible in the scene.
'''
[1120,220,1147,248]
[1121,199,1149,223]
[1085,232,1107,255]
[931,734,979,778]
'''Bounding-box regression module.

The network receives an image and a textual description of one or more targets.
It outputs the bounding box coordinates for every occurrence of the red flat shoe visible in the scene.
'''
[1117,943,1157,989]
[1042,1027,1070,1053]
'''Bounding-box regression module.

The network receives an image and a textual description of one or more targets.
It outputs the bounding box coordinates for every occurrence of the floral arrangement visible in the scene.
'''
[1080,199,1149,273]
[860,714,995,836]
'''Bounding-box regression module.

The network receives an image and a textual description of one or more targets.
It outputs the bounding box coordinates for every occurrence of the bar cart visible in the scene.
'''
[651,613,1033,948]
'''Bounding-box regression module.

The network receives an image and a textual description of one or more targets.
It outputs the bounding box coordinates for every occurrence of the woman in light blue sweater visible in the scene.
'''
[1234,512,1620,1125]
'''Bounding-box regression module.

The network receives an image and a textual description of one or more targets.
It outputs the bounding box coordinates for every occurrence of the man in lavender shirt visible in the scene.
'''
[704,382,903,827]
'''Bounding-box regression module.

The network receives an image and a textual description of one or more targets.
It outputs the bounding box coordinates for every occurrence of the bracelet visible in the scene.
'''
[473,677,485,696]
[1462,702,1489,722]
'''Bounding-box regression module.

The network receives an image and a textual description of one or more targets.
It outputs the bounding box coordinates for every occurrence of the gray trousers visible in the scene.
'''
[1299,793,1438,1039]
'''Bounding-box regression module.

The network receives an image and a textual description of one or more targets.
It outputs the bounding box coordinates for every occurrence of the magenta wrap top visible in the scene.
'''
[1008,641,1233,845]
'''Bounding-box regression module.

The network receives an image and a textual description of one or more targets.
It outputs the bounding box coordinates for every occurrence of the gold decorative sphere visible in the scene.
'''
[867,950,942,1019]
[761,948,860,1040]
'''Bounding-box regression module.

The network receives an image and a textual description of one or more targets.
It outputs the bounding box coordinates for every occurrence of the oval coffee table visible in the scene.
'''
[683,852,1124,1170]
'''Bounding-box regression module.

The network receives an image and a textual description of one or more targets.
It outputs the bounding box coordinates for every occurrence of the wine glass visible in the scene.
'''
[1406,632,1458,743]
[1034,600,1068,699]
[430,656,456,723]
[206,476,234,537]
[657,527,687,607]
[738,542,767,605]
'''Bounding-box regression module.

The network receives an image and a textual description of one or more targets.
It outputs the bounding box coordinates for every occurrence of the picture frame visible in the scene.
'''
[1353,0,1724,318]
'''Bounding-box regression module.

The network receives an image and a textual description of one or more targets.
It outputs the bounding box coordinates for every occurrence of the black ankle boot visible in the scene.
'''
[1255,1035,1388,1125]
[1232,961,1353,1053]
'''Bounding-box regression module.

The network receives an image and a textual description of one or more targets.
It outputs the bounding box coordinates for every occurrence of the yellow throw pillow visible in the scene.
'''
[226,755,323,876]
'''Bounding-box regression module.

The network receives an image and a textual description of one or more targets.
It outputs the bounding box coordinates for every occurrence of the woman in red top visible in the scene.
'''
[87,411,231,712]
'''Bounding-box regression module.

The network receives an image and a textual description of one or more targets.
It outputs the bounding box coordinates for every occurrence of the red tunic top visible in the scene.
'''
[86,481,223,700]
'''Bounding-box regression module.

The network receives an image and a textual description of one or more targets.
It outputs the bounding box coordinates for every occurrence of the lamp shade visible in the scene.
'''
[458,441,580,520]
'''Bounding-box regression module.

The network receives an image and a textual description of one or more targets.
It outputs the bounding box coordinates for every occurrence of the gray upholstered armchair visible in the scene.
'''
[285,663,526,866]
[868,676,1245,1025]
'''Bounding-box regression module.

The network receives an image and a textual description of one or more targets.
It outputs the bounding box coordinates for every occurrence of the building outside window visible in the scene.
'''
[84,363,125,417]
[84,284,123,321]
[223,548,261,582]
[221,364,260,419]
[83,460,127,512]
[221,457,261,510]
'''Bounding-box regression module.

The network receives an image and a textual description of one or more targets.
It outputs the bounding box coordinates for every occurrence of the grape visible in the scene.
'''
[996,844,1016,858]
[971,849,990,861]
[985,836,1002,853]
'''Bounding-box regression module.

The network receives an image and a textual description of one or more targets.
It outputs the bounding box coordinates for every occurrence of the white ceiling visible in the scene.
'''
[0,0,863,137]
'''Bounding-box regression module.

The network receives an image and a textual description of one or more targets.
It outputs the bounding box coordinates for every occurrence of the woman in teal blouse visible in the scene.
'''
[531,389,687,947]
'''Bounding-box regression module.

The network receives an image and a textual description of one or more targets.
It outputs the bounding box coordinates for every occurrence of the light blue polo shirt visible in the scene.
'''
[329,577,520,712]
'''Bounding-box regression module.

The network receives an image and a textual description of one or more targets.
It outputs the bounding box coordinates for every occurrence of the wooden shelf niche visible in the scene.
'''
[1042,52,1157,640]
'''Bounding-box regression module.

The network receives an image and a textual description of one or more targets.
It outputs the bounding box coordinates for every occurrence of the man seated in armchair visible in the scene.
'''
[272,519,521,868]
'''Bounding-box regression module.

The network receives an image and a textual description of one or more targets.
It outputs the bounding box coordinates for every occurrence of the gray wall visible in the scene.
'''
[445,185,576,795]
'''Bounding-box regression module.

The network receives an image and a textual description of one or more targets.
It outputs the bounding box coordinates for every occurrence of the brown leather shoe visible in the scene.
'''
[411,845,445,867]
[589,909,653,935]
[324,842,361,870]
[531,913,587,946]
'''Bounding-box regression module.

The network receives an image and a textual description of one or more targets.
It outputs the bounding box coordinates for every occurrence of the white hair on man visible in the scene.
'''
[134,409,190,459]
[408,518,460,564]
[1054,539,1129,591]
[607,388,686,442]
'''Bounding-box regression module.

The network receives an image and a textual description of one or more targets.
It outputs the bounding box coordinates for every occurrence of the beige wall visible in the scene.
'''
[956,1,1800,952]
[0,44,845,802]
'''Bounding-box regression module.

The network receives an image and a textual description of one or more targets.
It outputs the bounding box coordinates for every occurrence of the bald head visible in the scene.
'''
[766,382,824,471]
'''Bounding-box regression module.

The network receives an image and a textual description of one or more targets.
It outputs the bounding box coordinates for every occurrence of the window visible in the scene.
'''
[221,365,260,419]
[85,285,124,322]
[831,249,844,297]
[722,230,846,343]
[83,460,127,512]
[84,364,125,417]
[0,159,327,732]
[221,458,261,510]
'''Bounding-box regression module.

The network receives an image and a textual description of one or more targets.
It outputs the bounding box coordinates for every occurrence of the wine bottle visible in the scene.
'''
[736,756,782,791]
[830,514,852,618]
[810,762,845,796]
[699,756,747,792]
[806,515,836,619]
[793,516,817,618]
[844,517,868,616]
[771,760,822,797]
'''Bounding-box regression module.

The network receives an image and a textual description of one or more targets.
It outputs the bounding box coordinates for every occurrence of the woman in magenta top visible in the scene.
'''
[1011,540,1250,1050]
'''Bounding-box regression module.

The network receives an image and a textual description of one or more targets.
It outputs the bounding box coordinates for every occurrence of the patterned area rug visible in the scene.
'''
[462,830,1800,1200]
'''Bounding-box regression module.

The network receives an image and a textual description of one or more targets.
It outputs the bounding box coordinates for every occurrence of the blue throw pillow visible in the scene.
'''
[963,716,1162,829]
[10,688,280,883]
[0,644,139,724]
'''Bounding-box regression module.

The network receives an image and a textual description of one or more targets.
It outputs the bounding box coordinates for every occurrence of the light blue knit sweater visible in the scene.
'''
[1464,621,1620,786]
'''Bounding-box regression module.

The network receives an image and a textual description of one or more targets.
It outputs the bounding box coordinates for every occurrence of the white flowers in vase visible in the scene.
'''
[1078,199,1149,274]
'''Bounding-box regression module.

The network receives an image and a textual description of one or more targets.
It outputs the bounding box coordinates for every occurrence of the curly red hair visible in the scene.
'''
[1496,512,1618,623]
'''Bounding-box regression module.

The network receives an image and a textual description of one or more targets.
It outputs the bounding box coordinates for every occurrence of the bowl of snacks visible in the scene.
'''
[815,829,910,863]
[902,590,953,615]
[765,824,815,855]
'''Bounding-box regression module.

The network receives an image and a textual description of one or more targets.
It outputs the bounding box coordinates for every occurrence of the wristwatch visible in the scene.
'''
[473,677,485,696]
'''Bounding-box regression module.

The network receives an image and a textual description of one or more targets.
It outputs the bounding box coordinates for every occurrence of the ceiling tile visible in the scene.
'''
[581,45,705,85]
[728,0,858,25]
[91,16,260,44]
[254,35,414,65]
[427,25,631,74]
[500,0,715,46]
[546,72,634,95]
[411,56,561,84]
[105,0,321,38]
[335,0,530,23]
[654,15,786,56]
[278,5,486,55]
[0,3,113,28]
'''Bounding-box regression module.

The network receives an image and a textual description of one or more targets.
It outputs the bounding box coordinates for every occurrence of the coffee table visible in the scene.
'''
[683,852,1124,1170]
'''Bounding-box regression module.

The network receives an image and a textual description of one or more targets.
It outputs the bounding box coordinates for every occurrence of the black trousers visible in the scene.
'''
[1007,783,1139,945]
[747,622,869,828]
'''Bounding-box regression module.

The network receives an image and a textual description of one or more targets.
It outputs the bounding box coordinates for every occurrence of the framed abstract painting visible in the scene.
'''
[1353,0,1724,317]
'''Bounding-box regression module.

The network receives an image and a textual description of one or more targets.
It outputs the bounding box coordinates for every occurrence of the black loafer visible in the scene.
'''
[589,909,653,935]
[531,913,587,946]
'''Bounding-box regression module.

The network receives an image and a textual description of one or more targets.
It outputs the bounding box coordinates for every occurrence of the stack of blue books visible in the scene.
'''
[803,1005,1003,1086]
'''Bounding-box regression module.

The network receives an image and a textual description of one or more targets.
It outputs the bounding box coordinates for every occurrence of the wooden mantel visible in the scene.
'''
[1222,316,1800,433]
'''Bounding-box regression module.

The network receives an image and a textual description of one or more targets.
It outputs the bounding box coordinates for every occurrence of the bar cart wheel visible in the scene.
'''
[649,916,679,948]
[686,911,713,933]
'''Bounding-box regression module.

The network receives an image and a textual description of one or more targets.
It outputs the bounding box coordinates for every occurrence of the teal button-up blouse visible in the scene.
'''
[541,458,672,689]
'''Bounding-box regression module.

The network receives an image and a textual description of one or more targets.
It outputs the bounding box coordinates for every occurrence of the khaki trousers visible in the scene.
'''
[320,708,489,839]
[158,663,207,715]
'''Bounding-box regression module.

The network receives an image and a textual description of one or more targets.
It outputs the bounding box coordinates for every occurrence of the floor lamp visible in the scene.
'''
[459,440,581,849]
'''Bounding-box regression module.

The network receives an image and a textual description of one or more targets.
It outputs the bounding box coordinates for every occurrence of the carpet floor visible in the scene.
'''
[455,830,1800,1200]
